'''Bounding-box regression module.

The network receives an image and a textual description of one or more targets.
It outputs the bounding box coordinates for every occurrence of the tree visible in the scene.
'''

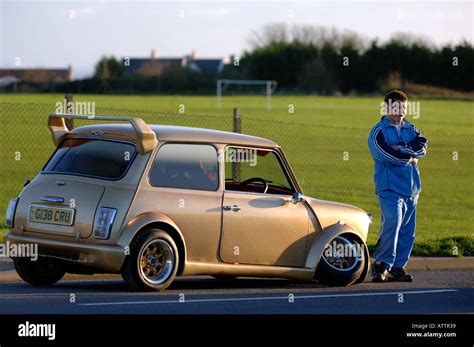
[297,58,336,94]
[94,56,125,79]
[242,23,474,93]
[241,42,318,87]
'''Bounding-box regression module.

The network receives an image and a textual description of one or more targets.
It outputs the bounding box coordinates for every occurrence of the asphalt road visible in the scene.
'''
[0,269,472,314]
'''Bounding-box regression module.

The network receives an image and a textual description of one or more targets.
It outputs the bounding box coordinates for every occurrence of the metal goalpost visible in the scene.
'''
[216,79,278,111]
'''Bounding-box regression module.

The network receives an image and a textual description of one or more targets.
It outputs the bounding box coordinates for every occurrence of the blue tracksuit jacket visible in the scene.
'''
[368,116,428,197]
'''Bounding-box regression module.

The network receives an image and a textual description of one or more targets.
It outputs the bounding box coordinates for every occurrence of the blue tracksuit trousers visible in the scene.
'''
[374,189,418,270]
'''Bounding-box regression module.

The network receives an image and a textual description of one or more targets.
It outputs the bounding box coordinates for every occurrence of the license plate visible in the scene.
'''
[29,205,75,226]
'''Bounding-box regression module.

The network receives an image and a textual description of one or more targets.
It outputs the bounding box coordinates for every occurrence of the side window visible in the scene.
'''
[149,143,219,191]
[224,147,295,195]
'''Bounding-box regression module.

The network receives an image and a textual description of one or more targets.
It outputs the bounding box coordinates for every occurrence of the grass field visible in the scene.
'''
[0,94,473,255]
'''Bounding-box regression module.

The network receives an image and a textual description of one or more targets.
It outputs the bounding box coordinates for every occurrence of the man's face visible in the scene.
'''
[387,100,407,123]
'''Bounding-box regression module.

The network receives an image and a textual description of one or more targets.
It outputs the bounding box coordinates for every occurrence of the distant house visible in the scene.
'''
[0,76,21,87]
[126,50,186,76]
[187,51,225,74]
[0,66,72,83]
[126,50,225,76]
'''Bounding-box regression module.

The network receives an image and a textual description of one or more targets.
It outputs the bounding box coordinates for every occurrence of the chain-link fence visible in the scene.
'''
[1,102,472,251]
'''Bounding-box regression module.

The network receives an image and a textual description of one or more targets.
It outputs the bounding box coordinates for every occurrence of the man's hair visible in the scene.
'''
[384,90,408,104]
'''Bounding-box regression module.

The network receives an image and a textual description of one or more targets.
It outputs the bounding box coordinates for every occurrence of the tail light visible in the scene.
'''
[5,198,19,228]
[93,207,117,240]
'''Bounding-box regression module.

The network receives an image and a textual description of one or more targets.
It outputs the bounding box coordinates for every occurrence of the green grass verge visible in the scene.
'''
[0,94,472,255]
[368,237,473,257]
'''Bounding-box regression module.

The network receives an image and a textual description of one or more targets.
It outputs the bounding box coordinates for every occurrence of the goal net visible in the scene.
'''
[216,79,278,111]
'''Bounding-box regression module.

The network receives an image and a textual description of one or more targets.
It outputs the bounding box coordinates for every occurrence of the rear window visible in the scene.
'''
[43,138,136,179]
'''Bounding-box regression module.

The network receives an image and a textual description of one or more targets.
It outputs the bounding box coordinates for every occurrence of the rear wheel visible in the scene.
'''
[13,256,65,286]
[315,235,366,286]
[121,229,179,291]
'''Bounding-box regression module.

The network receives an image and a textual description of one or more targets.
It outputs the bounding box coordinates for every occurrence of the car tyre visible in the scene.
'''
[122,228,179,291]
[315,235,366,286]
[13,256,65,286]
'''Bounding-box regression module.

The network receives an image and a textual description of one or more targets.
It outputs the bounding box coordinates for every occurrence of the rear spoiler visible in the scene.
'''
[48,113,158,155]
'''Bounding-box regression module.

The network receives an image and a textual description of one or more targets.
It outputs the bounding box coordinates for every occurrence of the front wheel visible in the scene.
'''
[315,235,366,286]
[13,256,65,286]
[121,229,179,291]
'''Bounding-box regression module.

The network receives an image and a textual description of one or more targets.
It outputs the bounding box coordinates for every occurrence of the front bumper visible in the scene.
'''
[4,231,126,273]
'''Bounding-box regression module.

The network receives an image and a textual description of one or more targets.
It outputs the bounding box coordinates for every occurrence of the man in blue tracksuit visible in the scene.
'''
[368,90,428,282]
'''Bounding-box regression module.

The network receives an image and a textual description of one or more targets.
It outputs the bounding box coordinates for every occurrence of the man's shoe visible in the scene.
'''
[389,267,413,282]
[371,261,389,283]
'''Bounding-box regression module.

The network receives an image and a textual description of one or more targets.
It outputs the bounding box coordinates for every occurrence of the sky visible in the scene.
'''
[1,0,472,78]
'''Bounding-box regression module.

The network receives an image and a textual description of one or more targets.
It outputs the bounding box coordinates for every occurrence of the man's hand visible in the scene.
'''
[391,144,420,165]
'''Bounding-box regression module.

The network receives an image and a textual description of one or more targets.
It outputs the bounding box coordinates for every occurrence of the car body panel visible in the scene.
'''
[48,114,158,154]
[117,211,186,256]
[15,177,104,238]
[69,123,277,148]
[182,261,315,281]
[304,222,367,269]
[6,117,371,283]
[306,197,371,240]
[11,145,151,243]
[220,191,311,267]
[127,186,223,263]
[5,231,126,273]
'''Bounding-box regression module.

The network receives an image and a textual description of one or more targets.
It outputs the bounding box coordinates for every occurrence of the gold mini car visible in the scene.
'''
[5,114,371,291]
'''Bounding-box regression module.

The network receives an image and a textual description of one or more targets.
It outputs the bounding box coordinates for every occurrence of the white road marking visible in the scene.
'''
[78,289,459,307]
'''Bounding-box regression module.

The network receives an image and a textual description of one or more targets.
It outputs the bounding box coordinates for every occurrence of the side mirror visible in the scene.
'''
[291,192,305,204]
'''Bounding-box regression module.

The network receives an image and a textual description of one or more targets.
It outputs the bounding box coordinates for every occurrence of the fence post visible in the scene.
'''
[64,93,74,130]
[232,108,241,181]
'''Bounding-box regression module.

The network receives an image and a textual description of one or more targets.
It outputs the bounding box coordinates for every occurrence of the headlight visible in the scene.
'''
[5,198,19,228]
[93,207,117,240]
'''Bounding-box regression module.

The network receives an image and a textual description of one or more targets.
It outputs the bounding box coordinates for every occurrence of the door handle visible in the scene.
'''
[223,205,241,212]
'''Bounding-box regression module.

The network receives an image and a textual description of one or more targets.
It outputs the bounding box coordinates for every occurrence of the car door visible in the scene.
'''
[220,146,311,267]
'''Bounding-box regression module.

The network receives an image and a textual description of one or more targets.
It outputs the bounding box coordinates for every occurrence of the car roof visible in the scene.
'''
[70,124,279,148]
